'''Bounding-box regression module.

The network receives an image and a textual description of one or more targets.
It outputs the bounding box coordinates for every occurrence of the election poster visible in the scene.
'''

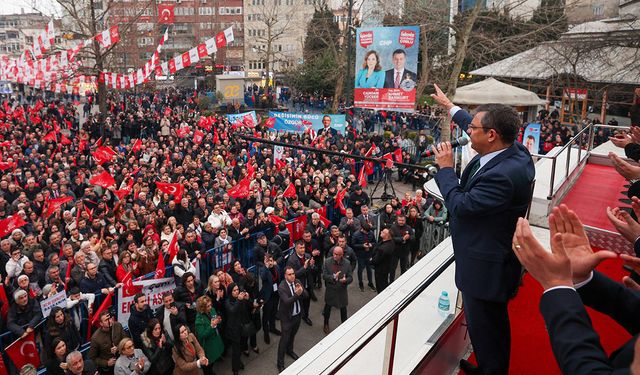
[117,277,176,328]
[227,111,258,128]
[267,111,346,134]
[522,122,541,154]
[354,26,420,112]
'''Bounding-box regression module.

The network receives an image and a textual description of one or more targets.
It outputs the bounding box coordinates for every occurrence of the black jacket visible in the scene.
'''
[98,258,118,287]
[128,306,155,348]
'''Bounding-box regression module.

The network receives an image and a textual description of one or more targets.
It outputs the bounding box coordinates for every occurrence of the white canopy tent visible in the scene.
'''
[452,78,547,106]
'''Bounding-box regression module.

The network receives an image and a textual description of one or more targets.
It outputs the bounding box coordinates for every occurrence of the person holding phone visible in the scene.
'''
[195,296,224,375]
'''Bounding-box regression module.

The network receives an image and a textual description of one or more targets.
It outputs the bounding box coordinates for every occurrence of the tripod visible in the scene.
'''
[371,167,397,201]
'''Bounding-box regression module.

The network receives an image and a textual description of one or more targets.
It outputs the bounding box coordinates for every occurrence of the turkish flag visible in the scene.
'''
[282,183,296,198]
[193,129,204,144]
[393,148,403,163]
[167,231,179,263]
[109,26,120,45]
[243,114,255,127]
[335,188,347,214]
[197,116,212,130]
[269,214,285,226]
[156,182,184,200]
[158,4,175,24]
[227,177,251,199]
[264,117,276,128]
[90,292,113,327]
[131,138,142,154]
[6,331,40,369]
[44,196,74,218]
[155,249,166,279]
[315,208,331,228]
[89,171,116,188]
[246,162,255,179]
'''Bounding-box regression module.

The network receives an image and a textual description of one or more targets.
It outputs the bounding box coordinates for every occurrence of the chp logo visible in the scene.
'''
[399,29,416,48]
[359,31,373,48]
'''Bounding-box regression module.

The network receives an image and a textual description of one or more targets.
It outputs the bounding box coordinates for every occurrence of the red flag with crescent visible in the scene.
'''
[193,129,204,145]
[5,330,40,369]
[282,183,296,198]
[156,182,184,200]
[334,188,347,215]
[176,126,190,138]
[158,4,175,24]
[167,231,179,263]
[155,250,166,279]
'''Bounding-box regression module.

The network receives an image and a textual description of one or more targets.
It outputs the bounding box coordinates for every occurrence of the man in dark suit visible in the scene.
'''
[260,254,281,344]
[383,49,417,89]
[276,265,308,372]
[287,239,314,326]
[511,204,636,374]
[431,84,535,375]
[317,115,338,139]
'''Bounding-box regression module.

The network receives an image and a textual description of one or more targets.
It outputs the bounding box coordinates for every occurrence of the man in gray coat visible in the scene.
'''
[322,246,353,334]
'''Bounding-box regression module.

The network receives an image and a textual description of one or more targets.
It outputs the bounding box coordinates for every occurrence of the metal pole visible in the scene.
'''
[238,134,433,171]
[548,159,556,200]
[346,0,354,106]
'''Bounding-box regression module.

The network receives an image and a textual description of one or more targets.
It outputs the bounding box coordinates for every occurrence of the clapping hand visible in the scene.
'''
[550,204,617,284]
[606,201,640,246]
[609,152,640,180]
[512,217,573,290]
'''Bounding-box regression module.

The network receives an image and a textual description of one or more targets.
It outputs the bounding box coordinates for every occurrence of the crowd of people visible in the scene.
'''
[0,89,448,375]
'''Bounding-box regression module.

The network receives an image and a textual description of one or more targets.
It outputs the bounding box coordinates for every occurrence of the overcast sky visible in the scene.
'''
[2,0,60,16]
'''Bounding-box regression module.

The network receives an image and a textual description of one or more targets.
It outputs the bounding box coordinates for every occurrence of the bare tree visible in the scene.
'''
[54,0,150,115]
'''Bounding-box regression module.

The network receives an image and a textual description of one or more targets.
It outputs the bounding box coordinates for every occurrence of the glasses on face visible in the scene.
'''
[468,124,494,131]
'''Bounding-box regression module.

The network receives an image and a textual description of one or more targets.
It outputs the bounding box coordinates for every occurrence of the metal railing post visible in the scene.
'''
[548,158,557,200]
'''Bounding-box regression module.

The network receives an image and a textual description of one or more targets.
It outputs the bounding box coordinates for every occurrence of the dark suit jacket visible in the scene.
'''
[383,69,417,89]
[286,252,311,289]
[277,279,308,323]
[317,126,338,139]
[434,109,535,302]
[540,273,639,374]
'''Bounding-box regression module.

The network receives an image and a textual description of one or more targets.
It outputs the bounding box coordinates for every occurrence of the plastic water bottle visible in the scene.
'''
[438,291,450,318]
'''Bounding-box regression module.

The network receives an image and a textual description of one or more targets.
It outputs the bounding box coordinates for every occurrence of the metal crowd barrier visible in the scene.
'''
[420,220,450,255]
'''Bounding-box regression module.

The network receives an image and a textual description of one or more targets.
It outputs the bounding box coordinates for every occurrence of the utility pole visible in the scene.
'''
[345,0,354,107]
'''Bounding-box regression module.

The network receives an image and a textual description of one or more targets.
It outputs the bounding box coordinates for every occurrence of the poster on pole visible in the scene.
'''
[116,277,176,328]
[267,111,346,133]
[522,122,541,154]
[354,26,420,112]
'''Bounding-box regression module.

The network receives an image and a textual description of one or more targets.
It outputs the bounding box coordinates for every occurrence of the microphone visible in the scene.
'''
[422,137,469,157]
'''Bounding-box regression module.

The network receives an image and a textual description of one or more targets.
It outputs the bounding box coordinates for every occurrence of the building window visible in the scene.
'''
[592,4,604,16]
[251,0,265,5]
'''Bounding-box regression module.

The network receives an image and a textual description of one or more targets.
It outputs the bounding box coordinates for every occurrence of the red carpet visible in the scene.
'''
[561,163,628,232]
[460,255,632,374]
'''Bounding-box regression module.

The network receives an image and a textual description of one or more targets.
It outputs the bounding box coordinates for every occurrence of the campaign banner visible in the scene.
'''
[267,111,346,134]
[522,122,541,154]
[227,111,258,128]
[40,290,67,317]
[354,26,420,112]
[117,277,176,328]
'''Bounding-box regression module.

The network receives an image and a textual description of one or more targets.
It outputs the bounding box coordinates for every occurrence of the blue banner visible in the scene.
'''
[522,122,541,154]
[267,111,346,134]
[227,111,258,127]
